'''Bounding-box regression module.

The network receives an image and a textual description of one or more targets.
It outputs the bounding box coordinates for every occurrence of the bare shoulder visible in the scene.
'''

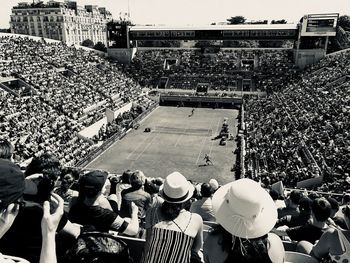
[191,212,204,227]
[267,233,285,263]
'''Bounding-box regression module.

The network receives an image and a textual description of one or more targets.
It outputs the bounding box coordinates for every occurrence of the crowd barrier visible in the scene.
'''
[75,104,158,167]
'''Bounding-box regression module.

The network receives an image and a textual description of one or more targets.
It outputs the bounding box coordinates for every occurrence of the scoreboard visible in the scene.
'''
[301,13,338,37]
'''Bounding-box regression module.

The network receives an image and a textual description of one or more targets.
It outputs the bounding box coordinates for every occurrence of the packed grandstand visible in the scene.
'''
[0,21,350,263]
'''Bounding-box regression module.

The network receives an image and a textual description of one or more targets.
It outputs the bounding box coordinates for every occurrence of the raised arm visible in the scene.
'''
[111,202,139,236]
[40,193,64,263]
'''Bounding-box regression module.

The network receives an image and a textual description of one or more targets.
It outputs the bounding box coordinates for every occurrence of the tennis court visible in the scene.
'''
[87,106,239,184]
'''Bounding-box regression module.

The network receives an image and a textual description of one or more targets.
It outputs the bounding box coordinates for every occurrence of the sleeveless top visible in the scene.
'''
[329,230,350,263]
[142,207,195,263]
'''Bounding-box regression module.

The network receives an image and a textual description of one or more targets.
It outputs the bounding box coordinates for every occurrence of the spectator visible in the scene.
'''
[208,179,219,193]
[190,183,215,221]
[297,205,350,262]
[120,170,151,222]
[54,173,79,213]
[269,189,286,209]
[142,171,203,263]
[0,158,64,263]
[274,197,332,244]
[115,170,132,209]
[204,178,284,263]
[277,190,303,219]
[0,138,14,160]
[69,170,139,236]
[276,196,312,228]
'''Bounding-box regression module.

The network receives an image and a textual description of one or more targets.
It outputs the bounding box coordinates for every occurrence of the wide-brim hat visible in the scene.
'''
[160,171,194,204]
[212,178,277,239]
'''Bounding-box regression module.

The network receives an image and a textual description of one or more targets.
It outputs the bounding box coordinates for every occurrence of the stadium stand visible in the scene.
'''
[119,48,297,92]
[0,35,156,166]
[1,30,350,263]
[244,49,350,193]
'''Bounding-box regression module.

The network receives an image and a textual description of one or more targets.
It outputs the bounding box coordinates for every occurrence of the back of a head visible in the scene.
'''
[79,170,108,199]
[299,196,312,213]
[129,170,145,188]
[289,190,303,205]
[121,170,132,184]
[25,152,61,180]
[0,138,14,160]
[327,197,339,214]
[269,189,279,201]
[343,193,350,205]
[201,183,212,198]
[311,197,331,222]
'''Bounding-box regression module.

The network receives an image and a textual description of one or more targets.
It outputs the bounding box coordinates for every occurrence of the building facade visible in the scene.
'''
[10,0,113,45]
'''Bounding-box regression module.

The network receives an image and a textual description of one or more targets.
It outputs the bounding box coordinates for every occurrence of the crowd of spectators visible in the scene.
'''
[1,139,349,263]
[0,35,154,166]
[119,49,296,92]
[244,50,350,193]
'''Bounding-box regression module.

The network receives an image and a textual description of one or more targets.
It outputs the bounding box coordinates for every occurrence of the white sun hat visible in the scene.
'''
[160,171,194,204]
[212,178,277,239]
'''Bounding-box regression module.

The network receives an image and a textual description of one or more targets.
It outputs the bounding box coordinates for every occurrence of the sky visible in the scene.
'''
[1,0,350,28]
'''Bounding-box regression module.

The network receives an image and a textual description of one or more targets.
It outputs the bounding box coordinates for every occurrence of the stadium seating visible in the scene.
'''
[0,35,155,165]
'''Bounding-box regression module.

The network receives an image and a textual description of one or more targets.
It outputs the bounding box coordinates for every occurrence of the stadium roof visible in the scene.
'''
[130,24,298,31]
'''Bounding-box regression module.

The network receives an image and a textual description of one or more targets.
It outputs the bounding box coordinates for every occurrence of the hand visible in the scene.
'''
[41,193,64,237]
[0,203,20,238]
[131,202,139,216]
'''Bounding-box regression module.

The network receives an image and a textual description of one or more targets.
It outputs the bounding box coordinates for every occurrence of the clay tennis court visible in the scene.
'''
[87,106,238,184]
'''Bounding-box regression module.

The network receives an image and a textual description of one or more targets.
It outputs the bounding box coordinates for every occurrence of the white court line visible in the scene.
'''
[174,124,189,147]
[126,135,149,160]
[209,118,222,156]
[84,106,159,168]
[133,135,158,161]
[195,119,215,165]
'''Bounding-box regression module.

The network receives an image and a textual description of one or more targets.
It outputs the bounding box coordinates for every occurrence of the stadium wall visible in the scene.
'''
[294,49,326,69]
[107,48,137,64]
[78,102,133,140]
[159,95,242,108]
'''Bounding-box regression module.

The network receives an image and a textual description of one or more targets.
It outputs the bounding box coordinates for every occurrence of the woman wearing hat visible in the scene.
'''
[203,178,285,263]
[142,171,203,263]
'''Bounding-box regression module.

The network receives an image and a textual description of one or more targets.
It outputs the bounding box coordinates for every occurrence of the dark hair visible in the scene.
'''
[24,153,61,203]
[121,170,132,184]
[327,197,339,212]
[200,183,212,198]
[289,190,303,205]
[299,197,312,213]
[0,139,14,160]
[311,198,331,222]
[160,201,186,221]
[343,194,350,204]
[269,189,279,201]
[210,225,270,263]
[25,153,61,180]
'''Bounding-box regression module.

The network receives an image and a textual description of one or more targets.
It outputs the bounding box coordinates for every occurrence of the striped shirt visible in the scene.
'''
[142,227,194,263]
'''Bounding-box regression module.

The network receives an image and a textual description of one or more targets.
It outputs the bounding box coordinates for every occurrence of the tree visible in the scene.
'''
[271,19,287,24]
[227,16,246,25]
[94,42,107,52]
[339,15,350,31]
[81,39,94,48]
